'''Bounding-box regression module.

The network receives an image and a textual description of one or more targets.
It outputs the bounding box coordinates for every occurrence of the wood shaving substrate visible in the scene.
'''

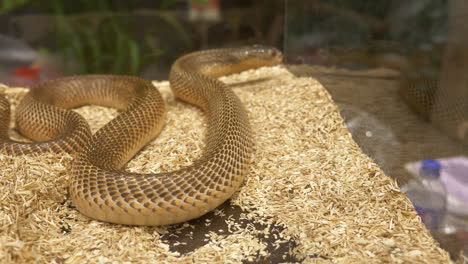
[0,66,452,264]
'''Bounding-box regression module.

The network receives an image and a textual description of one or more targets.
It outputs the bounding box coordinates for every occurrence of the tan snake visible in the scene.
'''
[0,46,283,225]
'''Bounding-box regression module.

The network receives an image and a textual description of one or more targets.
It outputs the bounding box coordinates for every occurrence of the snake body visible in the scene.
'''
[0,46,282,225]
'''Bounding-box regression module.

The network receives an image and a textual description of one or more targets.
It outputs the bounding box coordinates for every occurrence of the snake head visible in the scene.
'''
[245,45,283,65]
[230,45,283,70]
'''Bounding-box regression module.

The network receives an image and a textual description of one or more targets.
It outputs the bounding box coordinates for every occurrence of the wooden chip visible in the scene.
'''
[0,66,452,263]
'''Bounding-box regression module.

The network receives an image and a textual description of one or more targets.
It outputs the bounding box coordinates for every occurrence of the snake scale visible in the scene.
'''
[0,46,283,225]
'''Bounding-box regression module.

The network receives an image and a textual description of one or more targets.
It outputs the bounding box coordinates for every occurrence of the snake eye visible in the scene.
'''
[268,48,283,62]
[270,49,279,57]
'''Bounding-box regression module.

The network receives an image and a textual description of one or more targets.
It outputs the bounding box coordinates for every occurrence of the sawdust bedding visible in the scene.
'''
[0,66,452,263]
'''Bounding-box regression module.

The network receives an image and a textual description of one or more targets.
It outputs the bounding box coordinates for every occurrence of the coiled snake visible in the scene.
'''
[0,46,283,225]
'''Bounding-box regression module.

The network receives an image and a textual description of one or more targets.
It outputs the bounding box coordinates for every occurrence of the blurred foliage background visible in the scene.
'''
[0,0,205,75]
[0,0,283,77]
[0,0,448,75]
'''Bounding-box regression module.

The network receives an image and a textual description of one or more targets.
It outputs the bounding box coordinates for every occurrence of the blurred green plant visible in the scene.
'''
[1,0,207,74]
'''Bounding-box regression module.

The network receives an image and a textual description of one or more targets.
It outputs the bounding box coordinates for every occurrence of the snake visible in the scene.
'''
[0,46,283,225]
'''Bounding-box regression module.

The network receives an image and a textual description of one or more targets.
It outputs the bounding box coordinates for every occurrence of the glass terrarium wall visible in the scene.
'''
[284,0,461,180]
[0,0,284,84]
[285,0,467,258]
